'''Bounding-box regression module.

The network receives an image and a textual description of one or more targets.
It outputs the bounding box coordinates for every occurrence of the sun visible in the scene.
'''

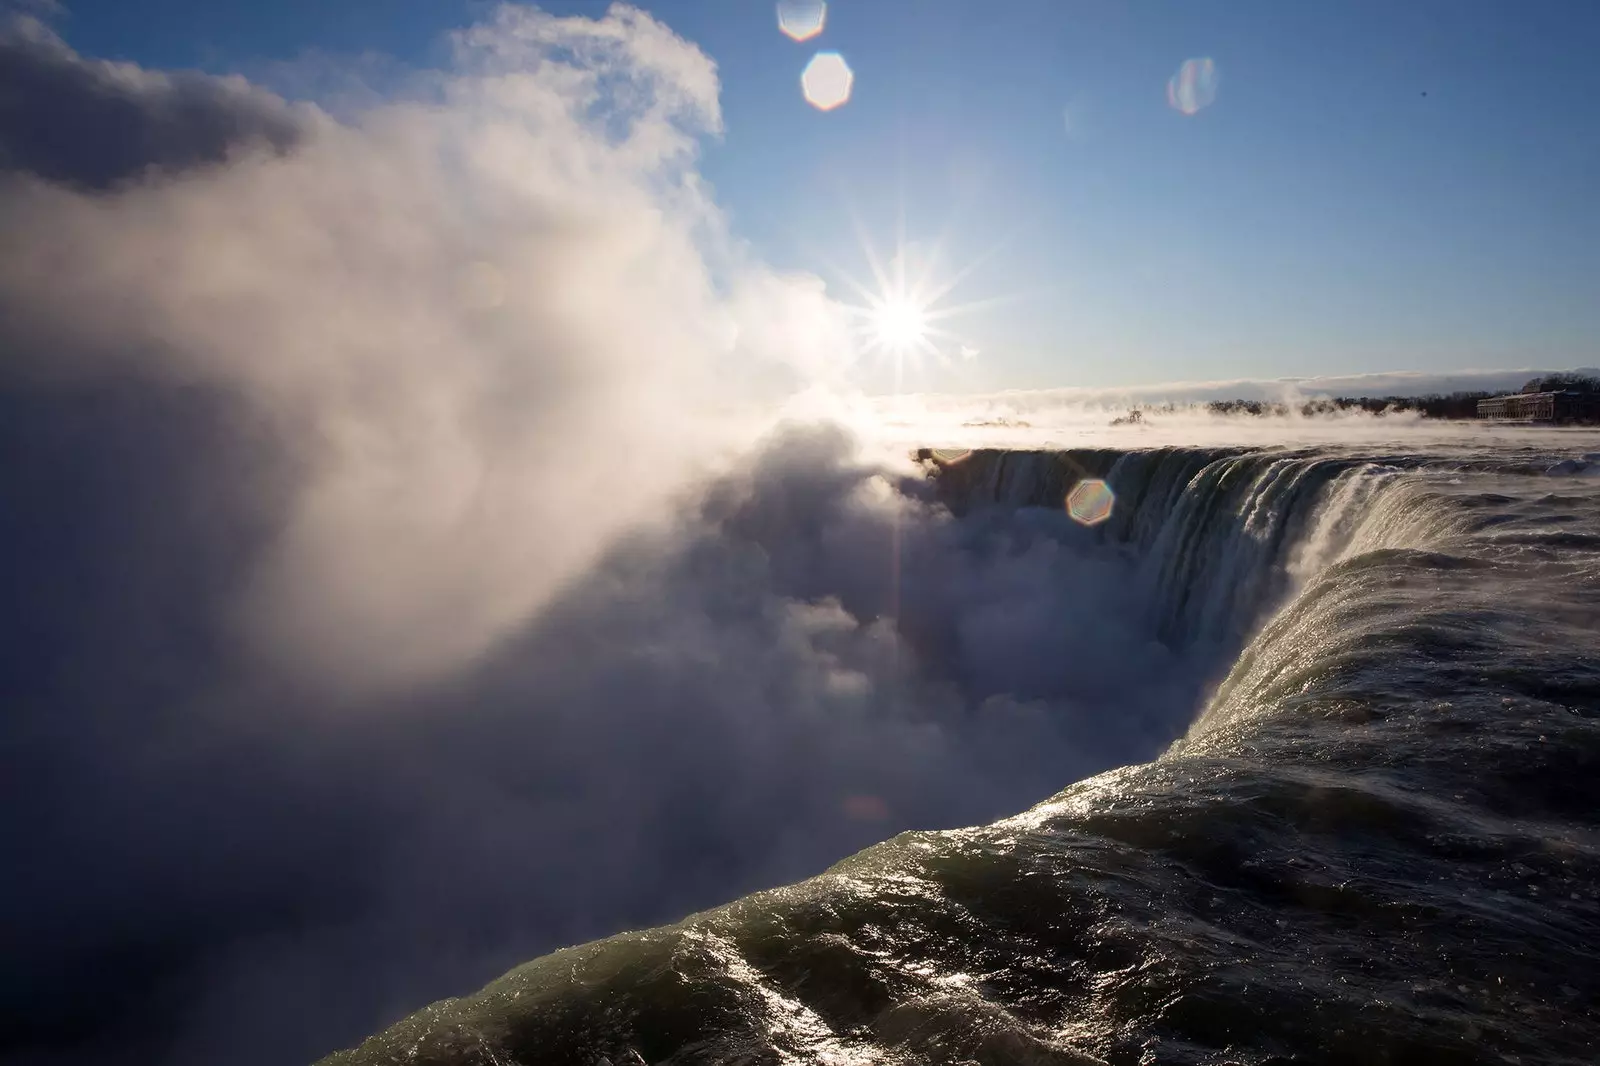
[825,221,1014,387]
[871,297,928,353]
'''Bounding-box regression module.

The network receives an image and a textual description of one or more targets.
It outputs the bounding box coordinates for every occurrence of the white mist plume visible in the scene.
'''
[0,4,848,692]
[852,366,1599,451]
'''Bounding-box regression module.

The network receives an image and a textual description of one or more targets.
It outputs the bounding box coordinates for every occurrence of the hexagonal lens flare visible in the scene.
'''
[1167,57,1218,116]
[801,52,853,111]
[1066,479,1115,526]
[777,0,826,42]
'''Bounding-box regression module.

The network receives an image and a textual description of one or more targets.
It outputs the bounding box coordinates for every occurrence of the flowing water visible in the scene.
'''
[322,441,1600,1066]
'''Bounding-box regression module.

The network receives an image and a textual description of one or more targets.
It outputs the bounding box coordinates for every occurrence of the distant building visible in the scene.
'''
[1477,378,1600,423]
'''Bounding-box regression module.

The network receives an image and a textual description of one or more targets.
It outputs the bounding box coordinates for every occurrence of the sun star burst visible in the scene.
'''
[826,222,1016,389]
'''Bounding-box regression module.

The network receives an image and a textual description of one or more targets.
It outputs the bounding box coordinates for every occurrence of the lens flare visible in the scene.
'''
[802,52,853,111]
[1167,57,1218,116]
[1066,479,1115,526]
[776,0,826,42]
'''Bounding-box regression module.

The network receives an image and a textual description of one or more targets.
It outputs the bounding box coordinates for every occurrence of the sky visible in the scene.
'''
[34,0,1600,393]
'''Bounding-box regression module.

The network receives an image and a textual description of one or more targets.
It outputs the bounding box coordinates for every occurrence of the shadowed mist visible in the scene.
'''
[0,15,309,189]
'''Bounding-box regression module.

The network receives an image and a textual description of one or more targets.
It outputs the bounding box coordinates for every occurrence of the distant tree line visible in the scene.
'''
[1522,373,1600,393]
[1120,396,1488,420]
[1118,375,1600,422]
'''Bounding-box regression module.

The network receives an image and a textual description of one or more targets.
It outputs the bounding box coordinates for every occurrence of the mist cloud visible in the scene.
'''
[133,423,1214,1066]
[0,6,867,1061]
[0,3,848,695]
[853,366,1600,454]
[887,366,1597,428]
[0,15,310,188]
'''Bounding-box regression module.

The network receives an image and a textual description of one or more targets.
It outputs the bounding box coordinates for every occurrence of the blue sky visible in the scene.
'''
[43,0,1600,393]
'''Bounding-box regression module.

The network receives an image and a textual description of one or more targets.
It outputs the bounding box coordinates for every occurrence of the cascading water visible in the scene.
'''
[320,441,1600,1066]
[937,447,1434,652]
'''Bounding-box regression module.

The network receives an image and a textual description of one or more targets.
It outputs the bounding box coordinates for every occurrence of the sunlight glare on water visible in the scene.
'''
[776,0,826,43]
[802,52,854,111]
[1066,478,1115,525]
[1167,57,1219,115]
